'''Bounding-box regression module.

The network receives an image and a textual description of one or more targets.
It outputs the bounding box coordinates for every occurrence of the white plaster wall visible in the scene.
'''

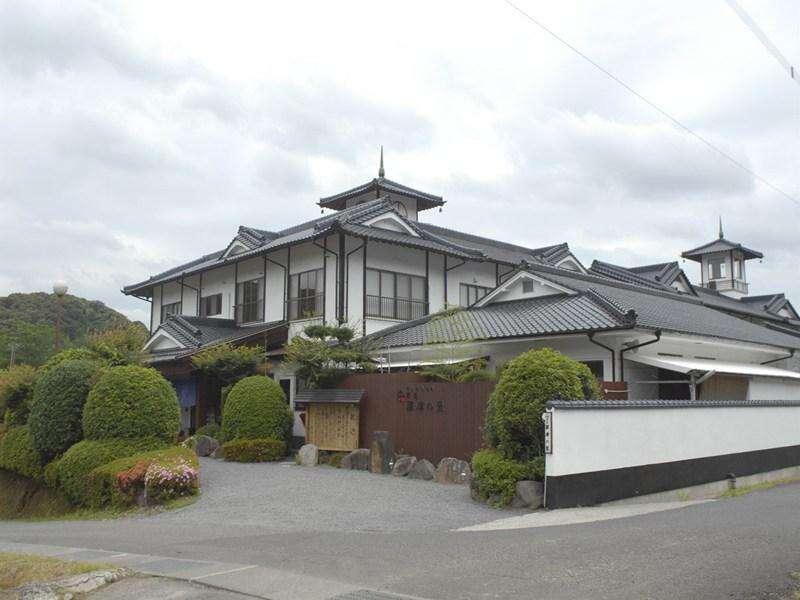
[547,404,800,477]
[485,337,612,379]
[428,253,445,313]
[367,241,427,276]
[180,273,201,317]
[344,236,365,333]
[447,260,496,307]
[265,248,288,323]
[749,377,800,400]
[198,264,237,320]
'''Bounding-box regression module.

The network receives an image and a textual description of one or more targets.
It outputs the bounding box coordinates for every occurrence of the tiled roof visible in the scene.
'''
[416,223,565,266]
[368,264,800,351]
[319,177,444,211]
[148,316,286,363]
[590,260,671,292]
[538,267,800,350]
[294,389,365,404]
[366,292,632,348]
[681,237,763,261]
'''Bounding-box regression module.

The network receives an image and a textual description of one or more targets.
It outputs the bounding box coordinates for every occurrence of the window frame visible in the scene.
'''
[365,267,427,321]
[288,268,324,320]
[236,278,264,324]
[161,301,181,322]
[459,283,492,307]
[200,293,222,317]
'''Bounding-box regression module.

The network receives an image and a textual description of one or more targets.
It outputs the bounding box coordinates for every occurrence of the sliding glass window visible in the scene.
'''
[365,268,426,321]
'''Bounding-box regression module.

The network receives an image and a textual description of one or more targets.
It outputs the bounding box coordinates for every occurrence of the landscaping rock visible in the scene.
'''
[370,431,394,474]
[408,458,435,480]
[435,457,471,484]
[340,448,370,470]
[297,443,319,467]
[392,455,417,477]
[511,480,544,509]
[17,568,129,600]
[194,435,219,458]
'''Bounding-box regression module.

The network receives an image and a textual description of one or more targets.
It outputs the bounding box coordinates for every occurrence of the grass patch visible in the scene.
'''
[0,552,110,589]
[718,477,800,499]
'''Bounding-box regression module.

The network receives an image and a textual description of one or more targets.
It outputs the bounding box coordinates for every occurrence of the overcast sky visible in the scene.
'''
[1,0,798,324]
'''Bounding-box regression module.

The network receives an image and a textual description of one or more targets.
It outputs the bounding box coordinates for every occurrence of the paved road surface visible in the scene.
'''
[1,461,799,599]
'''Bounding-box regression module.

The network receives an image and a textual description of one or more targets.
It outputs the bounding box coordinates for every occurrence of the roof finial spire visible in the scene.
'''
[718,215,724,239]
[378,145,385,178]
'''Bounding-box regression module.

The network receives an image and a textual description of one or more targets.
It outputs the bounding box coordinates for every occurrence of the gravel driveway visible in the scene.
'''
[152,458,507,533]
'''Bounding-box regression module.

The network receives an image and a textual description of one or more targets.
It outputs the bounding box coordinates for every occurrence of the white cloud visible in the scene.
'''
[1,0,799,323]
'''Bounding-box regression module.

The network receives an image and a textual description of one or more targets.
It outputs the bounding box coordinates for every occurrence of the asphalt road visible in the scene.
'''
[2,479,799,598]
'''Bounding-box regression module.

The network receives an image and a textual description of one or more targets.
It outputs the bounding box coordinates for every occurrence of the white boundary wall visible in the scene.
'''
[546,401,800,477]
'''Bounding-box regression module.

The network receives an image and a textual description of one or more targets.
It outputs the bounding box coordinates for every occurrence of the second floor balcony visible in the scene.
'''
[235,299,264,325]
[708,278,748,295]
[366,295,428,321]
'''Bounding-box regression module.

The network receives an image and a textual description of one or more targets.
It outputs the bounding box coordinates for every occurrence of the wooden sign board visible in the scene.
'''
[305,403,360,451]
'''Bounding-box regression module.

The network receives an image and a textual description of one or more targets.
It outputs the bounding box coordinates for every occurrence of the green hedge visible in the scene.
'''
[29,360,98,463]
[0,426,43,480]
[222,438,285,462]
[484,348,600,461]
[194,422,221,440]
[221,376,292,443]
[471,448,544,507]
[54,438,166,506]
[82,365,180,443]
[86,446,199,508]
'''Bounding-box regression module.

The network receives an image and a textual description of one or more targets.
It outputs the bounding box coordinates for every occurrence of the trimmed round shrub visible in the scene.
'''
[485,348,600,461]
[29,359,99,463]
[40,348,99,374]
[221,376,292,443]
[55,438,166,506]
[82,365,180,443]
[0,426,43,480]
[471,449,544,507]
[222,438,286,462]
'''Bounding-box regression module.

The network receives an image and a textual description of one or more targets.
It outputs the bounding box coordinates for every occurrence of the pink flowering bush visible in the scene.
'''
[144,457,199,502]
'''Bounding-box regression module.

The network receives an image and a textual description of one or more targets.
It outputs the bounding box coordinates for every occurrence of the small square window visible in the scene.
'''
[522,279,534,294]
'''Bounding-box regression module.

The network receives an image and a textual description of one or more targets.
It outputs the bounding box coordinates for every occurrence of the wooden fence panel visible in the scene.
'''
[340,373,494,463]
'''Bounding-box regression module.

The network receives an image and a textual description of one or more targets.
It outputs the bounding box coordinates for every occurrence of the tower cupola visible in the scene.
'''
[681,219,763,299]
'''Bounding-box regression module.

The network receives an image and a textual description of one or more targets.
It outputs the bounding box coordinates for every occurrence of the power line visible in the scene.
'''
[724,0,799,86]
[501,0,800,208]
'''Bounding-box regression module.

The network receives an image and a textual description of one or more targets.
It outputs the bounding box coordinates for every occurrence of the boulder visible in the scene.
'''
[408,458,436,481]
[370,431,394,474]
[392,455,417,477]
[510,480,544,509]
[435,457,471,485]
[340,448,371,470]
[194,435,219,458]
[297,443,319,467]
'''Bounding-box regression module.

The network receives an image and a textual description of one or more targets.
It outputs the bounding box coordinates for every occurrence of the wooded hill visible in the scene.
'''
[0,293,146,367]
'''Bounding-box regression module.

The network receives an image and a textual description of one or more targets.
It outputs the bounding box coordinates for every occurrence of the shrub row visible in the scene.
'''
[0,426,43,481]
[222,438,285,462]
[194,422,221,440]
[86,446,199,508]
[51,437,167,506]
[471,448,544,507]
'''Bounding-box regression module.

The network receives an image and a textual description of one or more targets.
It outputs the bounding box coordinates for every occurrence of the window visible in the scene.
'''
[522,279,535,294]
[365,268,426,320]
[708,257,727,280]
[200,293,222,317]
[288,269,323,320]
[236,279,263,324]
[734,259,742,279]
[460,283,491,307]
[161,301,181,322]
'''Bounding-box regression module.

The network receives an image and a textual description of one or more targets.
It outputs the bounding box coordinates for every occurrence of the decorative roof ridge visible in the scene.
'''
[589,260,671,292]
[416,222,566,261]
[681,237,763,259]
[584,288,637,325]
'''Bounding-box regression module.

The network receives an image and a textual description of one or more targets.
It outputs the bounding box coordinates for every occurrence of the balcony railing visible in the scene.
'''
[287,294,324,321]
[235,300,264,325]
[366,295,428,321]
[708,279,748,294]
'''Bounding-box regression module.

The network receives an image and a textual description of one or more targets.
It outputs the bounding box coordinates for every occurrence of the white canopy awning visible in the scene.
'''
[373,356,484,369]
[627,354,800,380]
